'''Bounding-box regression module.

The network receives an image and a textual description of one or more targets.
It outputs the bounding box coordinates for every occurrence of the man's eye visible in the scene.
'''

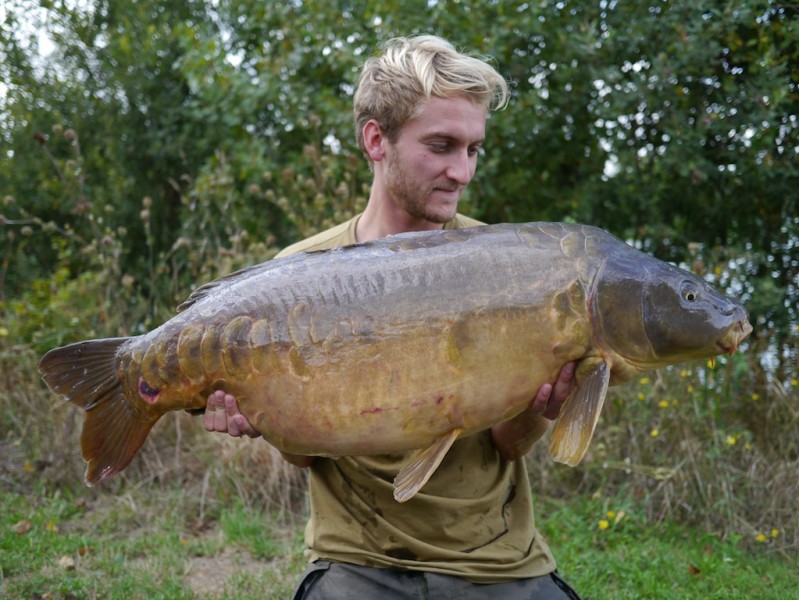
[429,143,449,153]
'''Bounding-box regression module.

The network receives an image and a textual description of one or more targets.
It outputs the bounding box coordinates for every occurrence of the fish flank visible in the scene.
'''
[141,341,166,388]
[177,325,205,382]
[249,318,281,374]
[288,302,311,345]
[155,335,181,385]
[221,315,253,380]
[200,323,224,377]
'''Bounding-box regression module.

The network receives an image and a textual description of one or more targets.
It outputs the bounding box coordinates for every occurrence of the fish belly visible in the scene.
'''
[234,305,583,457]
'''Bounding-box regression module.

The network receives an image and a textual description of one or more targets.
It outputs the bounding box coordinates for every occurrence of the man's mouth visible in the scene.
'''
[433,186,460,195]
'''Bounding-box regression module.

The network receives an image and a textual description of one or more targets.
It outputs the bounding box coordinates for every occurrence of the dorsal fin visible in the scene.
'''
[176,253,311,312]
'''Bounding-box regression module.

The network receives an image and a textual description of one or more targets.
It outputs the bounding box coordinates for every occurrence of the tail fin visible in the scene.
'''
[38,338,160,485]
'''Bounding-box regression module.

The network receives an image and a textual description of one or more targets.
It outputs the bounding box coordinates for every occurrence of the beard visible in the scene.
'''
[382,151,462,224]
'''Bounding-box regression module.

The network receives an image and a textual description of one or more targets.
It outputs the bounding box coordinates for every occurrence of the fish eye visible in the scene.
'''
[681,281,699,302]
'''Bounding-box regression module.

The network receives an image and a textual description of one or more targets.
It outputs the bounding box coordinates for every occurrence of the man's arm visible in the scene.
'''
[490,362,576,461]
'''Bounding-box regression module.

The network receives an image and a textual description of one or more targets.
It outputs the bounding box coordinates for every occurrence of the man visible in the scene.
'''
[205,35,579,599]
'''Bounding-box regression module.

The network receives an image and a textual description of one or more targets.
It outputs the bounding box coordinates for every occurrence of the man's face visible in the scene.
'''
[381,95,487,224]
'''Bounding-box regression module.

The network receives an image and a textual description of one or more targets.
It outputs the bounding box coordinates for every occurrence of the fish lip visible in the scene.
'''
[717,320,753,356]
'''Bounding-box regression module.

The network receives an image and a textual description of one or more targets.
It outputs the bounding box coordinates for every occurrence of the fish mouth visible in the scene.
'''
[717,319,753,356]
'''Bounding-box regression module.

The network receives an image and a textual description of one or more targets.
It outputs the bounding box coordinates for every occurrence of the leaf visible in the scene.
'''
[12,519,32,535]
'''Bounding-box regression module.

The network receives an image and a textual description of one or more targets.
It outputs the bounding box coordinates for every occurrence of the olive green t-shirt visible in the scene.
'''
[276,214,557,584]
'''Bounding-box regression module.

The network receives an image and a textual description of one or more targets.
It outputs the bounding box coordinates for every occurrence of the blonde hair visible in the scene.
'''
[353,35,509,157]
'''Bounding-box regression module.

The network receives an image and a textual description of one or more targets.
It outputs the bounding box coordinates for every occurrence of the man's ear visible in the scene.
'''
[362,120,386,162]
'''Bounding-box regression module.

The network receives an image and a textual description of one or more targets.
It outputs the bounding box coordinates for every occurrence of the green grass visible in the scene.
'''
[2,484,795,599]
[537,495,798,600]
[0,485,306,599]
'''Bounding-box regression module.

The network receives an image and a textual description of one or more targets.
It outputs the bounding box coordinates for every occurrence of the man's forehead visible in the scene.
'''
[405,96,487,139]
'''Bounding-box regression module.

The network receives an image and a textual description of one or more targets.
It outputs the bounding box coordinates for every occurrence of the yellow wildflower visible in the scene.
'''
[707,358,716,369]
[639,377,651,385]
[637,393,646,401]
[726,435,737,446]
[598,519,610,530]
[771,529,779,538]
[680,369,688,378]
[606,511,616,520]
[756,533,767,543]
[687,385,694,394]
[658,400,670,409]
[0,326,8,337]
[650,428,660,438]
[791,379,798,387]
[751,393,759,401]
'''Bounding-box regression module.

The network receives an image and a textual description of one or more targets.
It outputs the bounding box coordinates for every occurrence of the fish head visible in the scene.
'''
[642,273,752,364]
[593,251,752,370]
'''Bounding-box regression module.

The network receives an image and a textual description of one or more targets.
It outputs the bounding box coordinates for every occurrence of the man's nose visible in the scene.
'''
[446,149,474,185]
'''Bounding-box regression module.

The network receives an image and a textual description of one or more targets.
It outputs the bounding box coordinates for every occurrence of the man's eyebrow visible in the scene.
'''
[422,132,485,144]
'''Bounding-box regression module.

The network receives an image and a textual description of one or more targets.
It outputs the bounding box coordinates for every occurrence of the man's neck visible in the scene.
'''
[356,194,447,243]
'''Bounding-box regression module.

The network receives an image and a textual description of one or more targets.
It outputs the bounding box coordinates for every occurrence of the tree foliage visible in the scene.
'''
[1,0,797,374]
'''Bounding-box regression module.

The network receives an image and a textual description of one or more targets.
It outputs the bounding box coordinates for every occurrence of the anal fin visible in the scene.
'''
[549,359,610,466]
[393,428,463,503]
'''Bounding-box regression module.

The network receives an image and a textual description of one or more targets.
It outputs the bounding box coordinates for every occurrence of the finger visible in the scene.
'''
[211,390,232,433]
[222,393,242,437]
[530,383,552,414]
[232,414,261,438]
[203,390,225,431]
[545,362,576,420]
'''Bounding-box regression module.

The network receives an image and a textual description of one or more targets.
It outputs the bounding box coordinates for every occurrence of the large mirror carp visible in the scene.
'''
[39,222,752,502]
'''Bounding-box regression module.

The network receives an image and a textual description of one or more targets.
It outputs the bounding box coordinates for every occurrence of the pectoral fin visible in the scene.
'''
[549,359,610,466]
[393,428,463,503]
